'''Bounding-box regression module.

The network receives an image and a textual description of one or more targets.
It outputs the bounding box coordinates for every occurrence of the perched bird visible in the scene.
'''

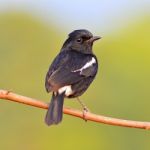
[45,29,101,126]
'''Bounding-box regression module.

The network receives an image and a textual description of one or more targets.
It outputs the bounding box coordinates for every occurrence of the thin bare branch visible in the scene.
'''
[0,89,150,130]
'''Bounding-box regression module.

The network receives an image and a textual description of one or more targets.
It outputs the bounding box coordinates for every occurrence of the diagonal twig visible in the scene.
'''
[0,89,150,130]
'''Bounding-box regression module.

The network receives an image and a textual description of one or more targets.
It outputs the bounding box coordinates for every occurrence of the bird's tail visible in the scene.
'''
[45,92,65,126]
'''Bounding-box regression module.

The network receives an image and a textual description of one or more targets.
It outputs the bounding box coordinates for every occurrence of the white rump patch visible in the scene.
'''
[58,85,73,96]
[72,57,96,73]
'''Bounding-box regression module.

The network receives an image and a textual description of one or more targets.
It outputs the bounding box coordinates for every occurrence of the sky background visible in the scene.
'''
[0,0,150,34]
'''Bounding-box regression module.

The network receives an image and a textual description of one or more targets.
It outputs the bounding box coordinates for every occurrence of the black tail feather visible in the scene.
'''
[45,92,65,126]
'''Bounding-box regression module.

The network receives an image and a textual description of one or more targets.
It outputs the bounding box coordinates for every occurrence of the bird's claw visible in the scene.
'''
[76,97,90,122]
[6,90,12,95]
[82,106,90,122]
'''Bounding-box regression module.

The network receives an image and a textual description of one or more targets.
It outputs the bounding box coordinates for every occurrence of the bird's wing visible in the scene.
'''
[45,50,98,92]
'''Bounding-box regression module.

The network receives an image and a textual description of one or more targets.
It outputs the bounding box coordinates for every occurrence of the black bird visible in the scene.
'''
[45,29,101,126]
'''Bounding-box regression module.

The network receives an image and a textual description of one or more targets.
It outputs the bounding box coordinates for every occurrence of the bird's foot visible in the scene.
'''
[77,97,90,122]
[6,90,12,95]
[82,106,90,122]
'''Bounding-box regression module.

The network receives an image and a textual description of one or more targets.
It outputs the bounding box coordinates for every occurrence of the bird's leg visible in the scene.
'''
[77,97,89,111]
[77,97,89,121]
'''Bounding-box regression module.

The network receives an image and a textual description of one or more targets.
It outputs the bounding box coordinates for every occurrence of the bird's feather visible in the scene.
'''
[45,50,98,93]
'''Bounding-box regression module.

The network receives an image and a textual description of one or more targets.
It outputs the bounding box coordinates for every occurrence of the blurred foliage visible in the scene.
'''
[0,12,150,150]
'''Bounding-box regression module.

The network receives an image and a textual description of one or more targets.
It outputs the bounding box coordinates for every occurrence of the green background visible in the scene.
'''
[0,11,150,150]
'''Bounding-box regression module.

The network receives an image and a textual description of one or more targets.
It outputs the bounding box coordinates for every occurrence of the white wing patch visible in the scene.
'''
[58,85,73,96]
[72,57,96,74]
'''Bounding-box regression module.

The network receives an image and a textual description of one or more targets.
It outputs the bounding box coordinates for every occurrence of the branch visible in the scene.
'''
[0,89,150,130]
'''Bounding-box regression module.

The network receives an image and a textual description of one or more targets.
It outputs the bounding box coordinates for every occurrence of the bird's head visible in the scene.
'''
[61,29,101,54]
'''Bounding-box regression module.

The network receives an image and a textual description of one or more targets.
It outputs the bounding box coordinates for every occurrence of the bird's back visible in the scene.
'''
[45,50,98,96]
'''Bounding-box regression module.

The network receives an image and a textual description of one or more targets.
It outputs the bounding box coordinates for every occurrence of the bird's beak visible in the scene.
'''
[88,36,101,43]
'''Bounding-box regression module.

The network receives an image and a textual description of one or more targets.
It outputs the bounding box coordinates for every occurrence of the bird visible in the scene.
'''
[45,29,101,126]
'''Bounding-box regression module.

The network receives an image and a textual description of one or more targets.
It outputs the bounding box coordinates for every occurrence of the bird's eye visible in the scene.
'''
[77,38,82,43]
